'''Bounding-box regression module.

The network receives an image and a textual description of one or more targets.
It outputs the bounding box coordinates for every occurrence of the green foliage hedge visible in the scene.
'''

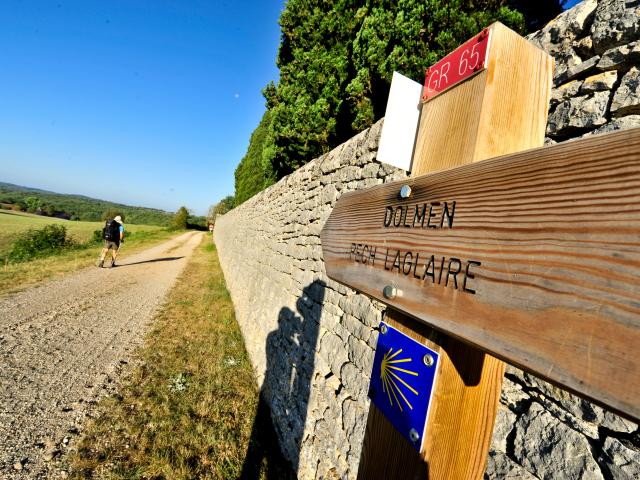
[234,1,563,203]
[8,224,75,262]
[234,111,275,205]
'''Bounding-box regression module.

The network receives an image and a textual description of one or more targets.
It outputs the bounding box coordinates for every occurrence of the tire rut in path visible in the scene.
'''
[0,231,204,479]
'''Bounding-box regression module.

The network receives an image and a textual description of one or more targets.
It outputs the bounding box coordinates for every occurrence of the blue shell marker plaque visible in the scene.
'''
[368,321,439,452]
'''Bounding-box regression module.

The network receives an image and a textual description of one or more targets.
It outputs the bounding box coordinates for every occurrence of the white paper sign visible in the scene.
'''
[377,71,423,172]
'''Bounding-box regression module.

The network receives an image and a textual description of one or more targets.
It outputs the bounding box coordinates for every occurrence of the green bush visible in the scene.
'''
[92,229,103,244]
[8,224,75,262]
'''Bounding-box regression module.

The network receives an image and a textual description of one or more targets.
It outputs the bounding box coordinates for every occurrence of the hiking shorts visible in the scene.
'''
[103,240,120,251]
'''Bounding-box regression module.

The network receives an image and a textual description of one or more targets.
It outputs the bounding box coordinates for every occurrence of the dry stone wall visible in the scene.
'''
[215,1,639,478]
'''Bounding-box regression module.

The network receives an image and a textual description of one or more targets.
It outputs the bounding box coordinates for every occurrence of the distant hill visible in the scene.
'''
[0,182,175,226]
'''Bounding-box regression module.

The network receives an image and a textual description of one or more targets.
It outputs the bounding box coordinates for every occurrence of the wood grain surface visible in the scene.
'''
[323,127,640,420]
[356,312,505,480]
[356,22,553,479]
[413,23,553,173]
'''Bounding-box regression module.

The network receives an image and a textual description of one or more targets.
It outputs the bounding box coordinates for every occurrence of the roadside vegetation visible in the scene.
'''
[0,181,177,225]
[233,0,566,204]
[69,240,292,479]
[207,196,235,223]
[0,210,178,295]
[0,182,209,227]
[0,209,165,255]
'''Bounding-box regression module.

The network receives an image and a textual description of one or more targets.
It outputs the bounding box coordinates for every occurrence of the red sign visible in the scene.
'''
[422,28,491,101]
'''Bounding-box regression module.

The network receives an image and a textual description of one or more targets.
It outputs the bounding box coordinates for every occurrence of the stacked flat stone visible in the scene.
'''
[215,120,406,478]
[529,0,640,141]
[215,1,639,478]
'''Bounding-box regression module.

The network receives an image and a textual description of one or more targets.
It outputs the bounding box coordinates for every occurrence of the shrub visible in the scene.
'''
[8,224,75,262]
[92,229,103,244]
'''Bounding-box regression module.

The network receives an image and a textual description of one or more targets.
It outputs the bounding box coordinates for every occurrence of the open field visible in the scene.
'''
[0,227,179,296]
[0,209,163,257]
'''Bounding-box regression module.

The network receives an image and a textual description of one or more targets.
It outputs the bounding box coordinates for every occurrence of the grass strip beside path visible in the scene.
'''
[69,240,293,479]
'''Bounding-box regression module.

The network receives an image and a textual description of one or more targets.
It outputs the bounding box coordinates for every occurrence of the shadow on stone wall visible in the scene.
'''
[241,281,326,479]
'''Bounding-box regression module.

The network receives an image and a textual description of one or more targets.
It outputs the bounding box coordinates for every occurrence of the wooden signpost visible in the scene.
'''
[323,128,640,418]
[319,21,638,478]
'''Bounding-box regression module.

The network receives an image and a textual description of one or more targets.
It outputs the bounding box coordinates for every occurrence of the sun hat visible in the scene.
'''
[114,215,123,224]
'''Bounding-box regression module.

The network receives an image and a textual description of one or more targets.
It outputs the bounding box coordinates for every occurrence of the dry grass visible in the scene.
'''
[69,241,293,479]
[0,229,177,295]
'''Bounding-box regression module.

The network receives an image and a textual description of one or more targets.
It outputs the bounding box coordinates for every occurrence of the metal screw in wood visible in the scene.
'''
[383,285,398,299]
[423,354,434,367]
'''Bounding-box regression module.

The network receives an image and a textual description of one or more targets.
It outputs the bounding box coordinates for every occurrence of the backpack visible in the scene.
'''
[103,219,120,242]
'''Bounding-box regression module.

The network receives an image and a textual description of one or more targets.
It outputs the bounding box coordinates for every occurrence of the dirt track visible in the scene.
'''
[0,231,203,479]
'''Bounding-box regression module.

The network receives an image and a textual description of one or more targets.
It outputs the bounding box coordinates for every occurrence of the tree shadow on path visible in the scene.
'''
[240,280,326,479]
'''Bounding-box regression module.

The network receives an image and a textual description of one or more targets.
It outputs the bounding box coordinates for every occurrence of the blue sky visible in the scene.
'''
[0,1,283,215]
[0,1,582,216]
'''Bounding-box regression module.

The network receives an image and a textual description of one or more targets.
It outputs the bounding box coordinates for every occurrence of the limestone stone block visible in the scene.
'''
[534,395,599,439]
[600,437,640,479]
[366,119,383,151]
[378,160,402,176]
[555,55,601,85]
[320,151,342,174]
[580,70,618,93]
[528,0,596,51]
[358,177,383,189]
[597,40,640,71]
[520,371,602,424]
[337,165,362,183]
[341,397,365,438]
[601,411,638,434]
[340,362,369,401]
[319,331,349,376]
[484,451,537,480]
[382,170,408,183]
[547,90,610,136]
[320,184,339,205]
[551,49,584,86]
[574,36,594,59]
[347,335,374,373]
[338,293,373,320]
[341,314,370,342]
[591,0,640,55]
[550,79,584,106]
[514,402,604,480]
[340,142,357,167]
[611,67,640,116]
[490,405,517,453]
[361,162,379,178]
[500,375,531,412]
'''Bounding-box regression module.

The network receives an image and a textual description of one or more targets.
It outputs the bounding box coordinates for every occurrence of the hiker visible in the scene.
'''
[96,215,124,268]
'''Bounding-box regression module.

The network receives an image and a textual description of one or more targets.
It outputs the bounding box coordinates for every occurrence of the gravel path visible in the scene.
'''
[0,231,203,479]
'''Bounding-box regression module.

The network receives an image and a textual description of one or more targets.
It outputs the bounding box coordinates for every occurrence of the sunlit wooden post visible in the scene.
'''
[324,22,555,478]
[324,126,640,474]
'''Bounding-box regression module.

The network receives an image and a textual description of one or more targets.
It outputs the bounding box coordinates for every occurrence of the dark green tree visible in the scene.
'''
[235,0,558,202]
[208,196,235,224]
[172,206,190,230]
[265,0,526,178]
[234,111,276,205]
[25,196,42,213]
